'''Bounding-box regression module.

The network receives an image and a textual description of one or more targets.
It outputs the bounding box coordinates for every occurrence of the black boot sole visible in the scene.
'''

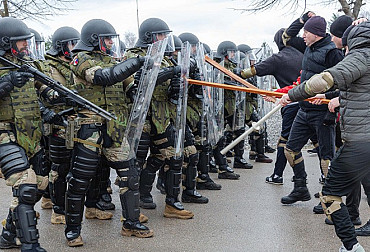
[281,195,311,204]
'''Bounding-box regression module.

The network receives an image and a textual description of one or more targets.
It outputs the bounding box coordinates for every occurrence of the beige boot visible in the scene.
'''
[121,226,154,238]
[67,236,83,247]
[85,207,113,220]
[163,204,194,219]
[120,213,148,223]
[41,197,53,209]
[0,170,3,178]
[51,210,65,224]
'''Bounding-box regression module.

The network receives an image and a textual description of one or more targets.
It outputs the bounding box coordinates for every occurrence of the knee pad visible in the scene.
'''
[49,135,71,164]
[13,184,38,205]
[70,143,99,179]
[319,192,343,221]
[0,143,29,179]
[29,150,50,177]
[277,136,288,148]
[284,147,303,167]
[137,132,150,161]
[67,176,90,195]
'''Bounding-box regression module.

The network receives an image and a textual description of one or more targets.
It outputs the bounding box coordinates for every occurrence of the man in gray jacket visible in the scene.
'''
[280,21,370,252]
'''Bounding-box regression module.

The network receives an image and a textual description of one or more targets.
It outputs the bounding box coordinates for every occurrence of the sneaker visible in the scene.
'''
[85,208,113,220]
[355,220,370,236]
[265,174,283,185]
[51,210,65,224]
[313,203,324,214]
[41,197,53,209]
[265,145,276,153]
[339,243,365,252]
[163,204,194,219]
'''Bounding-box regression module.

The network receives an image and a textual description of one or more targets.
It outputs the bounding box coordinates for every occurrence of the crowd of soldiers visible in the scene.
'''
[0,10,369,252]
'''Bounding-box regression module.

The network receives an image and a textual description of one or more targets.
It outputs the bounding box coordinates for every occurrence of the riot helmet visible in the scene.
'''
[238,43,256,65]
[217,41,238,64]
[48,26,80,60]
[73,19,121,58]
[119,40,126,55]
[29,28,45,60]
[203,43,211,55]
[0,17,37,60]
[135,18,174,52]
[237,44,251,54]
[173,35,182,51]
[178,32,199,55]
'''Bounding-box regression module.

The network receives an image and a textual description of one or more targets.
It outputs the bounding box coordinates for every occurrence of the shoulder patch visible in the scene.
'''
[72,57,79,66]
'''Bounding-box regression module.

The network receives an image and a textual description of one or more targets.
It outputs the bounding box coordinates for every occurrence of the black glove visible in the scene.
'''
[190,70,201,81]
[323,111,337,126]
[301,11,312,23]
[10,71,34,88]
[138,55,154,70]
[168,74,181,104]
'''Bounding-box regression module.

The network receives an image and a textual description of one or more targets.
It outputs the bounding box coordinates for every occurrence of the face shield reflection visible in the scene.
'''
[227,50,239,65]
[35,41,45,60]
[99,34,121,58]
[152,32,174,52]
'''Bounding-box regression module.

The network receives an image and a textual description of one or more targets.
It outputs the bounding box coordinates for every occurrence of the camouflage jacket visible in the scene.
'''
[70,51,130,146]
[0,53,43,157]
[125,47,177,135]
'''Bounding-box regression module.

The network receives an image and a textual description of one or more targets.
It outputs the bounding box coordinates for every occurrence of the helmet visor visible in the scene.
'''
[227,49,239,64]
[99,34,121,58]
[10,35,37,60]
[35,41,46,60]
[62,39,79,59]
[152,32,174,52]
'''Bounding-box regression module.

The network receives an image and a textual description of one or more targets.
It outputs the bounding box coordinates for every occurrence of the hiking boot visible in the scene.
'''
[281,177,311,204]
[41,197,53,209]
[313,203,324,214]
[255,154,273,163]
[121,220,153,238]
[163,204,194,219]
[265,145,276,153]
[181,190,209,204]
[67,236,83,247]
[51,210,65,224]
[339,243,365,252]
[355,220,370,236]
[139,195,157,209]
[85,207,113,220]
[233,157,253,169]
[121,213,149,223]
[265,174,283,185]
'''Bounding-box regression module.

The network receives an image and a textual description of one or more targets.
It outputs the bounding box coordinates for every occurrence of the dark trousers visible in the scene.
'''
[273,103,299,176]
[286,108,335,179]
[322,141,370,249]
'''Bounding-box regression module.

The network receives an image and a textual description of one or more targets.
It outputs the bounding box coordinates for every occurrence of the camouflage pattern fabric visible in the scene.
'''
[0,54,42,158]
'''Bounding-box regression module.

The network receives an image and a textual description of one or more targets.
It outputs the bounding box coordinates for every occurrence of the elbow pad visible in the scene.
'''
[156,66,181,85]
[305,72,334,96]
[0,74,15,97]
[288,82,311,101]
[93,57,142,86]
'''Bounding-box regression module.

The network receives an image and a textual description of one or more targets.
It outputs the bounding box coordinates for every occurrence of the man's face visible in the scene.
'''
[331,35,343,49]
[104,37,113,49]
[303,30,318,47]
[15,39,29,54]
[155,33,166,41]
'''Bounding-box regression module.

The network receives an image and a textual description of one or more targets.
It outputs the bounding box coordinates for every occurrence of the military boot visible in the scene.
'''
[164,198,194,219]
[0,210,20,249]
[196,174,222,190]
[214,145,240,180]
[139,157,163,209]
[182,189,209,203]
[85,207,113,220]
[233,140,253,169]
[281,177,311,204]
[139,195,157,209]
[121,213,149,224]
[209,158,218,173]
[355,219,370,236]
[51,209,65,224]
[41,196,53,209]
[255,136,272,163]
[97,193,115,210]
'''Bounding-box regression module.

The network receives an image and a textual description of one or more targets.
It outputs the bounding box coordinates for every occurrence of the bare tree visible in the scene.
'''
[231,0,365,19]
[0,0,78,21]
[123,31,137,49]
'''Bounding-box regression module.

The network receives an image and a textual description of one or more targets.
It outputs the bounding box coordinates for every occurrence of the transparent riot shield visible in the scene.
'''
[123,37,168,160]
[195,42,216,146]
[213,58,225,143]
[174,41,191,159]
[232,51,246,132]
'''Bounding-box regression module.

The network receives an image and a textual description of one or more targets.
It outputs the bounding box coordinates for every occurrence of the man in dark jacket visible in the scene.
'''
[241,28,303,184]
[279,15,343,205]
[282,21,370,252]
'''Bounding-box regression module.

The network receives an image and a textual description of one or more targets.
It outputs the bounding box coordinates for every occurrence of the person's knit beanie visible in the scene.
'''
[330,15,353,38]
[304,16,327,37]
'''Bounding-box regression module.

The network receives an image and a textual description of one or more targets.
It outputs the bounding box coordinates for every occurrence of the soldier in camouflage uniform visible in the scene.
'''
[0,17,48,252]
[64,19,153,247]
[178,32,222,190]
[129,18,207,218]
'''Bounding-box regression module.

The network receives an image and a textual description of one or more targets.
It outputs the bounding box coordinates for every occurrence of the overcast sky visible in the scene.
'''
[27,0,352,52]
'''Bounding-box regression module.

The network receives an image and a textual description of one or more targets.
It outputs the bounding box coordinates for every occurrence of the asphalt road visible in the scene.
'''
[0,151,369,252]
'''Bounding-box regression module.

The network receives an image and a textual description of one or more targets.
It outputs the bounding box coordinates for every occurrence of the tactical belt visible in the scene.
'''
[0,122,13,131]
[65,115,105,150]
